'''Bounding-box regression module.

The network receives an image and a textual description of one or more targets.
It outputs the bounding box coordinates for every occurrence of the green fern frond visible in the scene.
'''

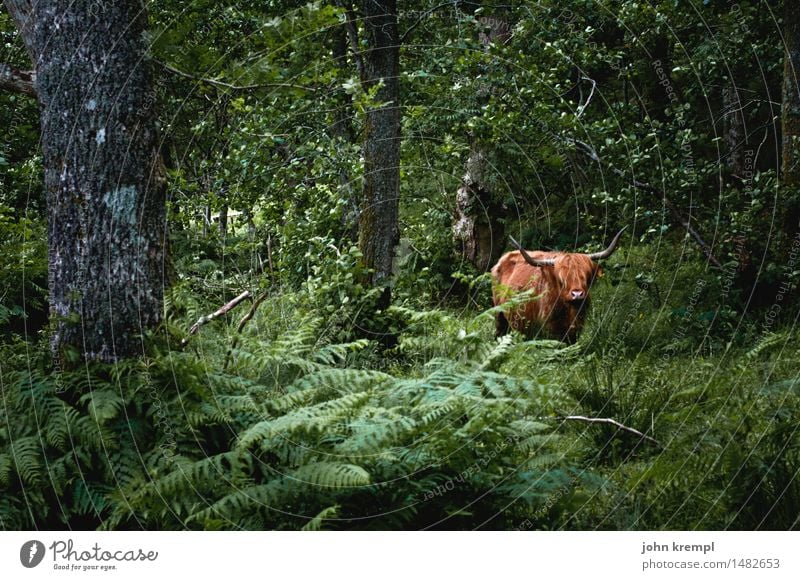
[190,480,285,525]
[0,454,11,487]
[107,443,147,490]
[477,333,515,371]
[522,452,566,469]
[301,505,339,531]
[313,340,370,365]
[40,397,80,450]
[213,394,261,415]
[746,332,788,360]
[80,389,125,423]
[9,436,42,485]
[335,413,417,457]
[143,450,249,498]
[417,401,459,426]
[265,388,325,413]
[238,391,371,449]
[287,368,392,396]
[289,462,370,488]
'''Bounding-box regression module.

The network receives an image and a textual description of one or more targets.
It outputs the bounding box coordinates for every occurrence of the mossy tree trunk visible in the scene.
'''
[31,1,167,362]
[357,0,400,302]
[453,14,510,273]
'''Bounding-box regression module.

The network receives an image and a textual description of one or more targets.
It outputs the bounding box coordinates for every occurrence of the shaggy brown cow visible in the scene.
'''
[491,228,626,343]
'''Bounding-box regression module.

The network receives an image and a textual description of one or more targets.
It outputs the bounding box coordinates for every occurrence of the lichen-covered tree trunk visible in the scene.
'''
[32,1,167,362]
[453,15,510,272]
[357,0,400,298]
[723,83,745,181]
[453,150,506,272]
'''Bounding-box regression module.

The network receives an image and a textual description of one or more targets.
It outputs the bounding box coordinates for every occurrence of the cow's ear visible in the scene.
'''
[594,265,604,279]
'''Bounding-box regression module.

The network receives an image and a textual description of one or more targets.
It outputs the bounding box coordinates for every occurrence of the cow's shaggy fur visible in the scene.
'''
[491,250,602,343]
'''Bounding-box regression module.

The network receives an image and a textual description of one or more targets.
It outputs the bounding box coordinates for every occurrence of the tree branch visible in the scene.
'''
[608,168,724,270]
[576,76,596,118]
[400,1,456,44]
[339,2,365,79]
[558,415,662,448]
[566,137,724,270]
[3,0,36,63]
[236,291,268,334]
[156,60,316,93]
[223,290,269,370]
[0,62,36,97]
[181,290,252,347]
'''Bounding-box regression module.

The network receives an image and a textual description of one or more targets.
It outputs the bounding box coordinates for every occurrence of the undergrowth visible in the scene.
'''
[2,265,799,530]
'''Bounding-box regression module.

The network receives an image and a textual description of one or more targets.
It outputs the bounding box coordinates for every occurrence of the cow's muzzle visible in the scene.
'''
[570,290,586,301]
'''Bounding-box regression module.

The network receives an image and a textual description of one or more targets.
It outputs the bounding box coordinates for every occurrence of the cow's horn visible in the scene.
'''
[587,226,627,261]
[509,236,556,267]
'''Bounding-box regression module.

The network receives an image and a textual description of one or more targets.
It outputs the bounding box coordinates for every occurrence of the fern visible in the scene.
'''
[238,391,372,449]
[0,300,588,530]
[289,462,370,488]
[9,436,42,485]
[0,454,11,486]
[301,505,339,531]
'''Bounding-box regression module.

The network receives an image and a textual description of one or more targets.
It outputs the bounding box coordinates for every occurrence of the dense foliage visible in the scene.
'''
[1,0,799,530]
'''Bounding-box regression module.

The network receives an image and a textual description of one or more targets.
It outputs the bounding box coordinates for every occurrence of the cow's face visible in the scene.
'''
[553,253,602,304]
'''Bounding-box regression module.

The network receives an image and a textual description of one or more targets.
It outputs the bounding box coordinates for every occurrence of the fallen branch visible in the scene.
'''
[236,291,269,334]
[557,415,662,448]
[181,290,251,347]
[222,291,270,370]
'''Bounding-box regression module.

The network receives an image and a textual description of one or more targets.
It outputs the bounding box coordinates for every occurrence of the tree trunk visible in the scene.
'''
[357,0,400,298]
[32,1,167,362]
[453,14,510,272]
[453,150,506,272]
[723,83,745,181]
[782,1,800,244]
[3,0,36,62]
[330,23,358,241]
[218,200,228,237]
[330,24,355,144]
[783,3,800,186]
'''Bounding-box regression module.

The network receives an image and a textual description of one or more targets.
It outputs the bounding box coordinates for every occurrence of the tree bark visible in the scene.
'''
[3,0,36,63]
[452,14,510,272]
[782,1,800,244]
[357,0,400,297]
[218,200,228,237]
[722,83,745,181]
[330,23,358,241]
[330,24,355,144]
[33,1,168,362]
